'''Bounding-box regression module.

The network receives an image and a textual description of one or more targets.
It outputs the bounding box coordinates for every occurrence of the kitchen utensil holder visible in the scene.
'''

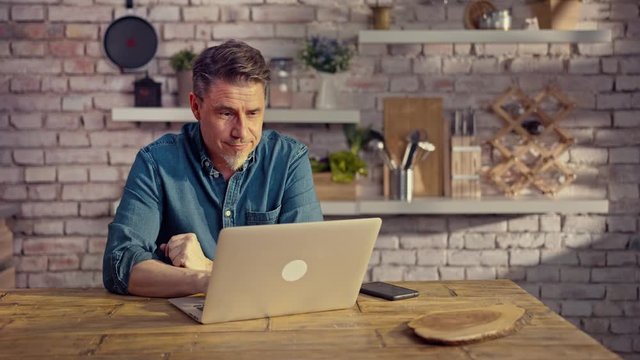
[389,168,413,202]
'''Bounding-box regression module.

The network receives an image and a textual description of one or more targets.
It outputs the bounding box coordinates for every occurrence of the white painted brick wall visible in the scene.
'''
[10,113,43,129]
[527,265,559,282]
[389,75,419,92]
[33,221,64,236]
[569,58,600,74]
[417,249,446,265]
[464,233,495,249]
[1,1,638,356]
[400,233,447,248]
[442,57,472,74]
[448,250,481,266]
[497,233,545,249]
[480,250,508,266]
[213,23,274,39]
[251,5,315,23]
[183,6,219,22]
[510,249,540,266]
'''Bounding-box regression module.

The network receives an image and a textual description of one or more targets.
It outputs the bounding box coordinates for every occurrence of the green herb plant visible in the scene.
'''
[170,49,197,72]
[316,124,372,184]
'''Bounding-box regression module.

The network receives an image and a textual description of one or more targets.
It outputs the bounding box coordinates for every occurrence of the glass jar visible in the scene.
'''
[268,58,293,108]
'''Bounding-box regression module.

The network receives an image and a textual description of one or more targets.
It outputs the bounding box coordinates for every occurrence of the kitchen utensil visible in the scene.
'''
[103,0,158,72]
[370,139,397,170]
[416,141,436,165]
[402,130,423,170]
[369,130,397,170]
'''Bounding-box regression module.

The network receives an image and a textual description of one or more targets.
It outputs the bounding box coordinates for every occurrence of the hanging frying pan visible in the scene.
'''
[103,0,158,72]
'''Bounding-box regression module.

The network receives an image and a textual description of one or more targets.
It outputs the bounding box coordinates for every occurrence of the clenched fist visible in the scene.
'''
[159,233,213,272]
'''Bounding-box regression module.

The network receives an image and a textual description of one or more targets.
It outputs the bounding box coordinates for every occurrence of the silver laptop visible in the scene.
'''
[169,217,382,324]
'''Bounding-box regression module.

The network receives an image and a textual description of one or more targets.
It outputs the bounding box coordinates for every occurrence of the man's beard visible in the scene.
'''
[222,152,249,171]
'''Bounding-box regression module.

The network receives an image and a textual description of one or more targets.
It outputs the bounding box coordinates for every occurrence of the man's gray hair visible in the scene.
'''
[192,39,270,99]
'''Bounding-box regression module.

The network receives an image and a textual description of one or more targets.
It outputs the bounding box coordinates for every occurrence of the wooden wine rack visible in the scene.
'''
[487,86,577,197]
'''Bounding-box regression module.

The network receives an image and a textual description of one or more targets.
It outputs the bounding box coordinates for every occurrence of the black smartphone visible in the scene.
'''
[360,282,419,301]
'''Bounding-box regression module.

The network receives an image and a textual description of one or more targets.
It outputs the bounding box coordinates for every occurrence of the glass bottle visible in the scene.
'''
[268,58,293,108]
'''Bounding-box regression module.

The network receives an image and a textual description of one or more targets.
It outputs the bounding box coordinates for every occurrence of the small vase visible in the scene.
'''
[315,72,338,109]
[176,70,192,107]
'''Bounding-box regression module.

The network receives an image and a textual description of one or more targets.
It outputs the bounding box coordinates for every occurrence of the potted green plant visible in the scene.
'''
[311,124,372,200]
[300,36,354,109]
[170,48,197,107]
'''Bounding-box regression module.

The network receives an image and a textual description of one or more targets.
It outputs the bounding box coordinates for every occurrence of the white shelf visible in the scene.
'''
[358,30,611,44]
[111,108,360,124]
[321,197,609,216]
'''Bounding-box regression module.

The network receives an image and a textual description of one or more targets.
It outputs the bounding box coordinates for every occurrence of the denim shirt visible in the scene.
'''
[103,123,323,294]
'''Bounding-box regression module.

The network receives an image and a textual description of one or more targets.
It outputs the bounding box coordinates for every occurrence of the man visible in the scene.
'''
[103,40,323,297]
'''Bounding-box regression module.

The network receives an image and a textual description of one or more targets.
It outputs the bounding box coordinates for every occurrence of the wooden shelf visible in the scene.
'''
[111,108,360,124]
[321,197,609,215]
[358,30,611,44]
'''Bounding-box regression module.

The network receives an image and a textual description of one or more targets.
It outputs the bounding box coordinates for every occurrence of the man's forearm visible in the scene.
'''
[128,259,209,298]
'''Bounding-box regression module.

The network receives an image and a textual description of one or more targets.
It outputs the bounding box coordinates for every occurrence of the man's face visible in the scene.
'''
[190,80,265,176]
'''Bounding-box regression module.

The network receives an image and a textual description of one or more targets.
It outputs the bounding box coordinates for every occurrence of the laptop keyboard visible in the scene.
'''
[194,304,204,311]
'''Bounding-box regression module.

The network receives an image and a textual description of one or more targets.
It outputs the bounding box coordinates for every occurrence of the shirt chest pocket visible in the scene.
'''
[246,205,281,225]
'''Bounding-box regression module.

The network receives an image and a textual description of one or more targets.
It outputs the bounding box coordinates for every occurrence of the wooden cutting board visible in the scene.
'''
[383,98,445,197]
[407,304,529,345]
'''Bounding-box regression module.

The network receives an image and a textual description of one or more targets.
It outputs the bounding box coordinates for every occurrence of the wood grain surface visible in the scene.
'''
[0,280,620,359]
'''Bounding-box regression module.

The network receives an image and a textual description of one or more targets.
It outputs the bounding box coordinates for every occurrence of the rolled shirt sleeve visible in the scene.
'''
[103,149,163,295]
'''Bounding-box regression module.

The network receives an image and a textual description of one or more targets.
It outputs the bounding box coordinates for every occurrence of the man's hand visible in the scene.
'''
[159,233,213,272]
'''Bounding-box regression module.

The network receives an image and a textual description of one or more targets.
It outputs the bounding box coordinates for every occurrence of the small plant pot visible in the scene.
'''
[313,172,358,201]
[371,6,392,30]
[176,70,192,107]
[530,0,582,30]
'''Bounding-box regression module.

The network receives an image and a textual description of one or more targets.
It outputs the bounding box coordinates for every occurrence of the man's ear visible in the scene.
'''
[189,92,201,121]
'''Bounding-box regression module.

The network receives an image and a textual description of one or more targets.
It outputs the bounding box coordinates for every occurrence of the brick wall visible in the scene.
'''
[0,0,638,357]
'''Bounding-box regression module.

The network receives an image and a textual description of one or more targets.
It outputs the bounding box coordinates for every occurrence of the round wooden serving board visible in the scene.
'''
[407,303,529,345]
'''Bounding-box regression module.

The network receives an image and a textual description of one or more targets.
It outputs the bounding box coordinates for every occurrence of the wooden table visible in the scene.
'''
[0,280,619,359]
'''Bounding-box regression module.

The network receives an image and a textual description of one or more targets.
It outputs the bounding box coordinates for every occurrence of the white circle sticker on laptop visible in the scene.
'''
[281,259,308,282]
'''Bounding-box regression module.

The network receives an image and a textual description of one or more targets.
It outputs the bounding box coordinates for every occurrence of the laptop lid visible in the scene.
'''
[195,217,382,324]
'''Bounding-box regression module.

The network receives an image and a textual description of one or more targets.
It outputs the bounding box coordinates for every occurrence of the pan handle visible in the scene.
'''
[126,0,133,9]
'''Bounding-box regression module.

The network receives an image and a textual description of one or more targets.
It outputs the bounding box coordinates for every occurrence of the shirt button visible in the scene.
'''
[224,210,232,217]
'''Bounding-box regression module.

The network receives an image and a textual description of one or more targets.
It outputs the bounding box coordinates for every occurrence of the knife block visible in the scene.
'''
[451,135,481,198]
